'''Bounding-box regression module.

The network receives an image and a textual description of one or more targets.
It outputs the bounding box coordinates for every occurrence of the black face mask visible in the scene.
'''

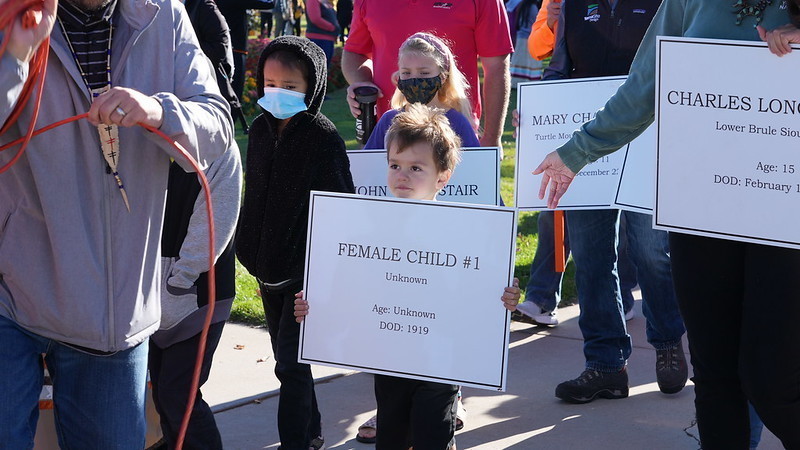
[397,76,443,105]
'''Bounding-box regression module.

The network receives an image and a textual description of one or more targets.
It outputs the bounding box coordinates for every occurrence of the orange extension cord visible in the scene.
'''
[1,3,216,449]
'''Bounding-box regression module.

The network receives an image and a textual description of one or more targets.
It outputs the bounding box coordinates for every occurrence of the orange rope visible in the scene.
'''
[141,125,216,450]
[1,3,217,448]
[1,113,218,450]
[1,0,49,173]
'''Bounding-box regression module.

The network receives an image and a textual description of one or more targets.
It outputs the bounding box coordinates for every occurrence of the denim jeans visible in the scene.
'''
[308,39,334,68]
[524,210,570,313]
[617,215,639,312]
[0,315,148,449]
[566,210,684,372]
[525,210,637,313]
[621,211,684,349]
[261,281,322,449]
[749,403,764,449]
[564,209,628,371]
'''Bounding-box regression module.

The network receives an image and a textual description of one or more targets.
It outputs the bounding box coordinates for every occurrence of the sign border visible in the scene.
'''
[654,36,800,248]
[347,146,502,206]
[515,76,628,211]
[300,191,516,390]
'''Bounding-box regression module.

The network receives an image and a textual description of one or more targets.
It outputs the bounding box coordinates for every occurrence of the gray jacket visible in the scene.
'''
[0,0,232,351]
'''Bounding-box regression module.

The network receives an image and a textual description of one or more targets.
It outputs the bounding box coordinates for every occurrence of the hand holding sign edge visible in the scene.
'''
[294,291,308,323]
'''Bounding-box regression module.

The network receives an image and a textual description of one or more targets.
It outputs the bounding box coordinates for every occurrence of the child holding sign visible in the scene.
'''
[236,36,355,449]
[295,104,520,450]
[358,32,483,443]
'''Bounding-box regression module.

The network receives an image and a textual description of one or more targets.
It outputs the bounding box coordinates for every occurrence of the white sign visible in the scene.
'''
[613,125,656,213]
[299,192,517,390]
[655,37,800,249]
[515,77,628,210]
[347,147,501,205]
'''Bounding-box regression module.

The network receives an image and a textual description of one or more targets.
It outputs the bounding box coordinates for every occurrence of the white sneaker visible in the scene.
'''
[624,309,635,321]
[516,301,559,326]
[455,397,467,431]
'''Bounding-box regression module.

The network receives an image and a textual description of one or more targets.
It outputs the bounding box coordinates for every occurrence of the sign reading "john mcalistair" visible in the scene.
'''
[347,147,501,206]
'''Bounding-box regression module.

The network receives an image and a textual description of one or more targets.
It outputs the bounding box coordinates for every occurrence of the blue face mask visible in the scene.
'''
[257,87,308,119]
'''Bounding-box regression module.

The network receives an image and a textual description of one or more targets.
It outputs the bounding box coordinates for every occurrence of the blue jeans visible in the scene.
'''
[749,403,764,449]
[621,211,685,350]
[308,38,334,68]
[0,315,148,449]
[525,211,636,313]
[617,215,639,311]
[567,210,685,372]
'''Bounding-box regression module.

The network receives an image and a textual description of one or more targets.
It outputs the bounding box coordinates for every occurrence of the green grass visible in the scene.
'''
[229,259,265,325]
[321,85,360,149]
[500,93,577,306]
[230,83,577,326]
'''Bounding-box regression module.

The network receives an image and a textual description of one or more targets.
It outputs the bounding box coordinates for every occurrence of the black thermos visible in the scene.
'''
[354,86,379,146]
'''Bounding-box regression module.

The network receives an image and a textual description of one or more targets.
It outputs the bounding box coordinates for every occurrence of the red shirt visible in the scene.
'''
[345,0,513,121]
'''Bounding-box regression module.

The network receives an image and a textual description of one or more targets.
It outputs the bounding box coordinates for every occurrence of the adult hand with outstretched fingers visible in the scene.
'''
[757,23,800,56]
[6,0,58,63]
[533,150,575,209]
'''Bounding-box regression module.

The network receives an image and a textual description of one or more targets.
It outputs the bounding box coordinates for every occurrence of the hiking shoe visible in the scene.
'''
[656,341,688,394]
[555,368,629,403]
[309,436,325,450]
[515,300,559,326]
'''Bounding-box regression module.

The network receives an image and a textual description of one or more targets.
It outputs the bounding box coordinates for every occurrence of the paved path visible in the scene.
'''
[204,299,782,449]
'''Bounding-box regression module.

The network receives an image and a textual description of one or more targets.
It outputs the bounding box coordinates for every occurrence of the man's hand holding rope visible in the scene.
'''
[4,0,57,63]
[88,87,164,129]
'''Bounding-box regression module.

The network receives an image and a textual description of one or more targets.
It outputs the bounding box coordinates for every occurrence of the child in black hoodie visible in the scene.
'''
[236,36,355,449]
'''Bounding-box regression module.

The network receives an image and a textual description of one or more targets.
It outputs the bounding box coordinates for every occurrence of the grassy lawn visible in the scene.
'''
[229,78,577,326]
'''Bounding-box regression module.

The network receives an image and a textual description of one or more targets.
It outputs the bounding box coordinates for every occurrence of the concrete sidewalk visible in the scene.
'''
[203,299,782,449]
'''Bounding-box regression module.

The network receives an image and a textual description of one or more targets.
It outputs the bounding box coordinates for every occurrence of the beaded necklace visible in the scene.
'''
[733,0,773,26]
[57,15,130,211]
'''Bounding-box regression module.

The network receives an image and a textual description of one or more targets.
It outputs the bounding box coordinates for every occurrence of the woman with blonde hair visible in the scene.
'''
[357,32,479,444]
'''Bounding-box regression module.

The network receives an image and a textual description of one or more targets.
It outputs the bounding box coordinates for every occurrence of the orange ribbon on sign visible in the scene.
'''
[554,210,566,273]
